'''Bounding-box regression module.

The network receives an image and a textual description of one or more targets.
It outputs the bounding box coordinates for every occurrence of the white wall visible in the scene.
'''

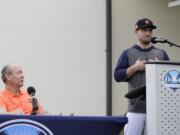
[0,0,106,115]
[112,0,180,115]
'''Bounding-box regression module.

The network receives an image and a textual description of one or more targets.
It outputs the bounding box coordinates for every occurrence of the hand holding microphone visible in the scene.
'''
[27,86,39,115]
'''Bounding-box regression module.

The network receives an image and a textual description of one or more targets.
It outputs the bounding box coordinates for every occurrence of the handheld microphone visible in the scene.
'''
[151,37,167,44]
[27,86,39,115]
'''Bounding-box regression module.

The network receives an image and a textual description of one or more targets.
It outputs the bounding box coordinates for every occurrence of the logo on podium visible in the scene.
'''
[0,119,53,135]
[164,70,180,92]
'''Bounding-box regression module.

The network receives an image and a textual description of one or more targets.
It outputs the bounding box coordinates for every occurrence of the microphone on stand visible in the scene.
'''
[151,37,180,48]
[27,86,39,115]
[151,37,168,44]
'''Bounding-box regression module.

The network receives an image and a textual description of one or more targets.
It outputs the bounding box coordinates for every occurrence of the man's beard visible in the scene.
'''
[142,40,150,45]
[141,37,151,45]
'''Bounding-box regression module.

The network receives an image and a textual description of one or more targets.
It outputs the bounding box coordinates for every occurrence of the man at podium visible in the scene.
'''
[0,64,45,115]
[114,18,169,135]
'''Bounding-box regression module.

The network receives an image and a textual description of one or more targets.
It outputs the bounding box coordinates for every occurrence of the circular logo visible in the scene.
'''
[164,70,180,92]
[0,119,53,135]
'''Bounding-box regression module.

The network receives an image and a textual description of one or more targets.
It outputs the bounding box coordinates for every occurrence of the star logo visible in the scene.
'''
[145,20,150,24]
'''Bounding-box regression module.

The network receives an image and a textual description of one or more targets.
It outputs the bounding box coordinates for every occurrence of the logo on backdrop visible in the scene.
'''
[164,70,180,92]
[0,119,53,135]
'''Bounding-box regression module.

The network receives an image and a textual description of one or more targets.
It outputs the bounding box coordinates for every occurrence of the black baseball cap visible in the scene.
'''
[135,18,157,30]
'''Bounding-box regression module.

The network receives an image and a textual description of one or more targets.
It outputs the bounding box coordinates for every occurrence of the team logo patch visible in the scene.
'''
[164,70,180,92]
[145,20,149,24]
[0,119,53,135]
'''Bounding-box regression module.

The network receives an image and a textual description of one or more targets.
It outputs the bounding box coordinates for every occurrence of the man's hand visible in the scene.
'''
[36,110,48,115]
[0,108,24,115]
[127,58,146,78]
[133,59,146,71]
[12,109,24,115]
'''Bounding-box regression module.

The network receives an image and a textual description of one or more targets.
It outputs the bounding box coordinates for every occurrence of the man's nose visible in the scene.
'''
[21,75,24,79]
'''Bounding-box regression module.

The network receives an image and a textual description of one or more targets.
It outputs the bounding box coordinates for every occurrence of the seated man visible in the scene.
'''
[0,64,45,115]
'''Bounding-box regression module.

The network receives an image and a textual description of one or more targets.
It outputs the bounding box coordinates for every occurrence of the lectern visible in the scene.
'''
[146,61,180,135]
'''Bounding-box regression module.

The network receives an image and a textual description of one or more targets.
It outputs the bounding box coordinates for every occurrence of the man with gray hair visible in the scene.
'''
[0,64,45,115]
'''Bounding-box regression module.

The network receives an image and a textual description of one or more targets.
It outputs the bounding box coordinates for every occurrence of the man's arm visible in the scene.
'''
[0,108,24,114]
[114,50,129,82]
[114,50,146,82]
[0,96,24,115]
[163,50,170,61]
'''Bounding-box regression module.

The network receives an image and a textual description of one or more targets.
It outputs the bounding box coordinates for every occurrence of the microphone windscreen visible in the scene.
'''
[150,37,157,44]
[27,86,36,95]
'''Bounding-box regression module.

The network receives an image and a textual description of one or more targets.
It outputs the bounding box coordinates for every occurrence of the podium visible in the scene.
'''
[146,61,180,135]
[0,115,127,135]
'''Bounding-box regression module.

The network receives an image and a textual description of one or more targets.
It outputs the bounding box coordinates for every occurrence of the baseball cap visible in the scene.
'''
[135,18,157,30]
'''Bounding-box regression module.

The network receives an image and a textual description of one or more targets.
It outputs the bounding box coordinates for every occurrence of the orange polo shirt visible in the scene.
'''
[0,88,44,115]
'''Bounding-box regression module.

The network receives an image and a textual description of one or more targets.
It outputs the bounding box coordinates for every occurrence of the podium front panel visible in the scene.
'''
[146,63,180,135]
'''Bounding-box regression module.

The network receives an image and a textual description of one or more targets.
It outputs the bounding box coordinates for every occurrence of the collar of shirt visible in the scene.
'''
[2,88,25,98]
[134,44,155,52]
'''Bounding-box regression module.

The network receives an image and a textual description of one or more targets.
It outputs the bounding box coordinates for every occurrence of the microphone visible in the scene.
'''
[151,37,167,44]
[27,86,39,115]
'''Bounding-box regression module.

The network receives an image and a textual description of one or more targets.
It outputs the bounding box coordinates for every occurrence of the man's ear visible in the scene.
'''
[5,73,11,81]
[134,29,138,34]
